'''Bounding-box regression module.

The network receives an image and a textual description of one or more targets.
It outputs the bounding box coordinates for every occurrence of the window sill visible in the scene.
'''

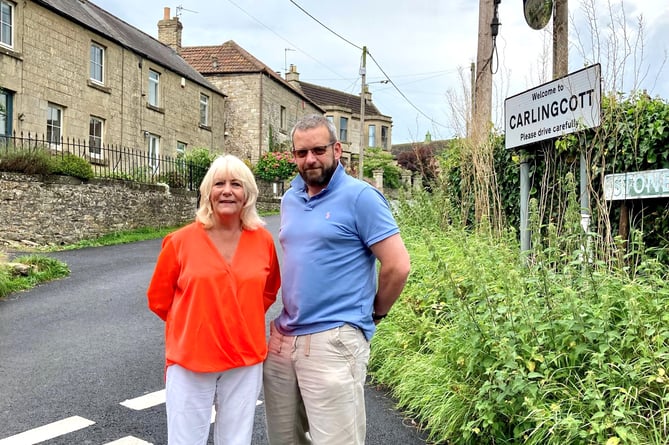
[0,45,22,60]
[199,124,211,132]
[146,103,165,114]
[87,80,111,94]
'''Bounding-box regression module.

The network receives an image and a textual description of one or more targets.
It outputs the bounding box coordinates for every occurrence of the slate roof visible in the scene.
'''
[180,41,322,111]
[298,81,385,117]
[391,139,452,156]
[35,0,220,93]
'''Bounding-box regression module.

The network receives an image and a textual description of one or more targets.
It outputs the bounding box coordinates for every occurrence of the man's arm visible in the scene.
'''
[369,233,410,319]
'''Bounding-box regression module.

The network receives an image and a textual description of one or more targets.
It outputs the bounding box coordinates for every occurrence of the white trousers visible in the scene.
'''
[165,363,263,445]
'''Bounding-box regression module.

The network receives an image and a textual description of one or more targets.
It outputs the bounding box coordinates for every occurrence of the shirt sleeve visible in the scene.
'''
[146,235,180,321]
[355,186,400,247]
[263,234,281,312]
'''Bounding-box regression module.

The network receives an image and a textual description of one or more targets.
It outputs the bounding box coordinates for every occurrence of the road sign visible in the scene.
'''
[604,169,669,201]
[504,64,601,149]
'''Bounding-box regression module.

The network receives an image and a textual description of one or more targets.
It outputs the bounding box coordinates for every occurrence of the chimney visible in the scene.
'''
[157,7,182,54]
[286,64,301,90]
[363,85,372,103]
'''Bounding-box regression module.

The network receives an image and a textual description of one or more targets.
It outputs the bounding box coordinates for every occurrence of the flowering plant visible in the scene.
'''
[254,150,297,181]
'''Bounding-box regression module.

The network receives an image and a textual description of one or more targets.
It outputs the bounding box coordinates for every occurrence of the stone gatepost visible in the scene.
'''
[401,170,412,194]
[413,172,423,191]
[372,169,384,193]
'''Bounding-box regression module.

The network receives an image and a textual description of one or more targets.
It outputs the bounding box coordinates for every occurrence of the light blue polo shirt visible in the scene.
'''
[274,163,399,341]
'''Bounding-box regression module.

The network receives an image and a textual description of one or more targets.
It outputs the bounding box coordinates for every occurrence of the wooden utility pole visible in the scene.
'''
[553,0,568,78]
[358,46,367,180]
[472,0,495,145]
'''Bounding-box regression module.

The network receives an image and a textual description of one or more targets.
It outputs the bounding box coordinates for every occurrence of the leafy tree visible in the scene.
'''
[363,147,402,189]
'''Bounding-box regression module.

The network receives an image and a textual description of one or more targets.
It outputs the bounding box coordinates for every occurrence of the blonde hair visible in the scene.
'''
[195,154,265,230]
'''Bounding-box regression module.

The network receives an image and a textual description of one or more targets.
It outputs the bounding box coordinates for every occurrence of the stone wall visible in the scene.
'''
[0,172,281,248]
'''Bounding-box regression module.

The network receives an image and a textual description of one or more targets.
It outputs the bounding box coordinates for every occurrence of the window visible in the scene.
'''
[0,89,12,139]
[0,0,13,48]
[148,70,160,107]
[381,125,389,149]
[47,103,63,148]
[176,141,186,156]
[280,106,287,131]
[90,43,105,84]
[89,116,103,157]
[339,117,348,142]
[326,115,334,124]
[148,133,160,172]
[368,124,376,147]
[199,93,209,126]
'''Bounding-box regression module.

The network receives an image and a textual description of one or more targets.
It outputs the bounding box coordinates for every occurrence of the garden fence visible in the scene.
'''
[0,132,207,191]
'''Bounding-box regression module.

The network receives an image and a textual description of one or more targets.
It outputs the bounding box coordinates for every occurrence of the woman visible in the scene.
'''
[147,154,280,445]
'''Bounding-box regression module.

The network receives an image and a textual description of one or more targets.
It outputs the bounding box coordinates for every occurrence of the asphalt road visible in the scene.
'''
[0,215,431,444]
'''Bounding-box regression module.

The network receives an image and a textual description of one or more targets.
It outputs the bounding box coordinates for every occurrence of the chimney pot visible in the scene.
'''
[163,7,170,20]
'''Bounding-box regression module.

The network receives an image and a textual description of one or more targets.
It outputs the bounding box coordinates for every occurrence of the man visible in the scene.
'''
[263,114,411,445]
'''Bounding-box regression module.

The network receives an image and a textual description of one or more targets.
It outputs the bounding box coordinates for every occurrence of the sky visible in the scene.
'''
[92,0,669,144]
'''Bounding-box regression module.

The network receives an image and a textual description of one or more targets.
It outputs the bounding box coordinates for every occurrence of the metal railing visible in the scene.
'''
[0,133,207,191]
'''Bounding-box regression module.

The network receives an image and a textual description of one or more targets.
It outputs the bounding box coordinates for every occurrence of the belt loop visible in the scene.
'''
[304,334,311,357]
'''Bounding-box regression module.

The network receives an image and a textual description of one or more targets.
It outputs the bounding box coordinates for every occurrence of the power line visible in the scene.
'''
[233,0,450,132]
[367,51,449,129]
[288,1,449,130]
[288,0,362,51]
[224,0,346,80]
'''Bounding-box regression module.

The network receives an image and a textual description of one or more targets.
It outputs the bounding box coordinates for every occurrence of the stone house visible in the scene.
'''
[154,8,323,163]
[0,0,228,161]
[285,64,393,173]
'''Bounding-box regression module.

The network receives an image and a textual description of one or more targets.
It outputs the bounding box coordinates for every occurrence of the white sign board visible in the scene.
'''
[604,169,669,201]
[504,64,601,149]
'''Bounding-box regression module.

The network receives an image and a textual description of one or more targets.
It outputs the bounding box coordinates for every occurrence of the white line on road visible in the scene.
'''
[0,415,95,445]
[120,390,166,410]
[105,437,153,445]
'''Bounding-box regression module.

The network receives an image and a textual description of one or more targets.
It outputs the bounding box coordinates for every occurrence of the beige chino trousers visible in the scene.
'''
[263,322,371,445]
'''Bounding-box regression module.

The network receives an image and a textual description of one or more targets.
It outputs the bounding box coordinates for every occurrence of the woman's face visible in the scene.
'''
[209,172,245,220]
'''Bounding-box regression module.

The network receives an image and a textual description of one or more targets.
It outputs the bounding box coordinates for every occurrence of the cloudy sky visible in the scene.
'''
[92,0,668,144]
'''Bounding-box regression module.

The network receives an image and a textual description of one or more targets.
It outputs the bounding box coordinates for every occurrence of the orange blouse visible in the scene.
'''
[147,222,280,373]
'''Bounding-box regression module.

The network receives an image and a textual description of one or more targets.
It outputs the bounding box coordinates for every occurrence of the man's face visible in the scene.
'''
[292,126,342,191]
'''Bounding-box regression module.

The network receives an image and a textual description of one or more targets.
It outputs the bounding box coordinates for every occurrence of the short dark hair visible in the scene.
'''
[290,114,337,144]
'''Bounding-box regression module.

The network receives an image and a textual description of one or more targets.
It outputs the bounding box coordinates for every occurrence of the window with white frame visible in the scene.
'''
[47,103,63,148]
[0,0,13,48]
[368,124,376,147]
[199,93,209,126]
[89,116,103,157]
[339,117,348,142]
[148,69,160,107]
[90,43,105,84]
[148,133,160,172]
[176,141,186,168]
[0,89,12,138]
[176,141,186,156]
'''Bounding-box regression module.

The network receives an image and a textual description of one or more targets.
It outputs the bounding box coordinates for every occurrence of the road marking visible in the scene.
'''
[105,437,153,445]
[120,390,165,410]
[0,415,95,445]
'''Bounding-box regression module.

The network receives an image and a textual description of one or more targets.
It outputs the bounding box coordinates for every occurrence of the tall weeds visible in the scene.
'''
[370,187,669,444]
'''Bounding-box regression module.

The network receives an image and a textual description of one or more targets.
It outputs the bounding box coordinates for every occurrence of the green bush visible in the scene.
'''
[184,148,215,189]
[0,147,52,175]
[254,151,296,182]
[363,146,402,189]
[51,153,94,180]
